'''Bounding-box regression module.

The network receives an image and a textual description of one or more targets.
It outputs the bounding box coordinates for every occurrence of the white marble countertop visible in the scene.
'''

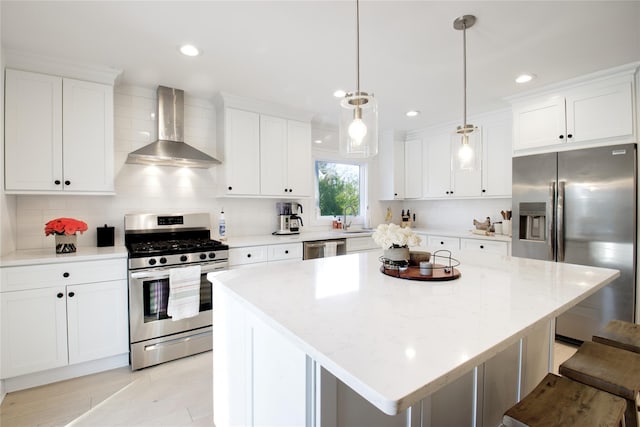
[209,251,618,415]
[224,227,511,248]
[0,246,128,267]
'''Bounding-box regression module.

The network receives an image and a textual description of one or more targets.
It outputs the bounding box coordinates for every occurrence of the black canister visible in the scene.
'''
[97,224,115,247]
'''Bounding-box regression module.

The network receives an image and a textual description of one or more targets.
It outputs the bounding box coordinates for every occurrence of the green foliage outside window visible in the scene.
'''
[316,161,360,217]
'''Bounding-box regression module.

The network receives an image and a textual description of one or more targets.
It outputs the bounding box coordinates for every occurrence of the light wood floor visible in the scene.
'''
[0,342,578,427]
[0,351,213,427]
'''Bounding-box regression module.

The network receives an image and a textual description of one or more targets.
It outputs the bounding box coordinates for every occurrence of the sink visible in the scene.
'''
[342,228,375,234]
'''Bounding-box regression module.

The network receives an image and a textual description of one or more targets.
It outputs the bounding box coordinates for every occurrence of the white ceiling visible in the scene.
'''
[2,1,639,136]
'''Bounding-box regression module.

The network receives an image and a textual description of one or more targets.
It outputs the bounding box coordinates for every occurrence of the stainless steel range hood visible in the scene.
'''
[126,86,221,168]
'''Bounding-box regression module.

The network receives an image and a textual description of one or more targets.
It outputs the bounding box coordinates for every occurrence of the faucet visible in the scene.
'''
[343,205,356,231]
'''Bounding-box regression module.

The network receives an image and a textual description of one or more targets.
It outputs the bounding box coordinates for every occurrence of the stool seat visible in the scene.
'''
[503,373,626,427]
[560,340,640,427]
[593,319,640,354]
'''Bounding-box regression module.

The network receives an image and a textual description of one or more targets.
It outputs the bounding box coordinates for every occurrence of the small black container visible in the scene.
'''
[97,224,115,247]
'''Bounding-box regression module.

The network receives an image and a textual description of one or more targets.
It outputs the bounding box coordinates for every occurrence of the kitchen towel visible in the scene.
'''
[168,265,201,321]
[324,241,338,257]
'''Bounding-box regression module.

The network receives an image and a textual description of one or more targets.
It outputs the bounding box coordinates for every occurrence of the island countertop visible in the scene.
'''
[209,251,619,416]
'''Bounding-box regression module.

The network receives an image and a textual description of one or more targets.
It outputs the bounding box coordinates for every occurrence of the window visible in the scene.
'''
[315,160,364,219]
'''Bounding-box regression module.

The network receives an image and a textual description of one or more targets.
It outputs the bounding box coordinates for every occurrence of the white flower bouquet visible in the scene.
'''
[372,223,421,249]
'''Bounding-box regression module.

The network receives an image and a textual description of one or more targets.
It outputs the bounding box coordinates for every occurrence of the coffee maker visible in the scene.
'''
[274,202,303,235]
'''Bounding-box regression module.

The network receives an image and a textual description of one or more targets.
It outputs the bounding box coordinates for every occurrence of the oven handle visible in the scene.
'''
[130,263,227,280]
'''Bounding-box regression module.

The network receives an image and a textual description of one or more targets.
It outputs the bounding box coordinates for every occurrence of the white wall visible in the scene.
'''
[6,82,507,251]
[0,12,18,256]
[11,85,316,250]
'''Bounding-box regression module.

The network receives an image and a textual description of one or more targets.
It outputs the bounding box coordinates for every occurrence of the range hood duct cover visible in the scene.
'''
[126,86,221,168]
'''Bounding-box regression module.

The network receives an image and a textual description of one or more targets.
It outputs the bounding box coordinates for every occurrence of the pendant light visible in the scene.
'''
[454,14,477,170]
[339,0,378,158]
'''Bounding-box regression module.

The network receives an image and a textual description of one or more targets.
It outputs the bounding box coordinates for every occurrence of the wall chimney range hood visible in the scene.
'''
[126,86,221,168]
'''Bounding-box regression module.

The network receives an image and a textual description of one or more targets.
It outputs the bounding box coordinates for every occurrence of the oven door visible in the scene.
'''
[128,261,226,344]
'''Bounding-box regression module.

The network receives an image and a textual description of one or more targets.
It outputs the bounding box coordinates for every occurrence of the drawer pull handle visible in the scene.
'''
[63,272,70,278]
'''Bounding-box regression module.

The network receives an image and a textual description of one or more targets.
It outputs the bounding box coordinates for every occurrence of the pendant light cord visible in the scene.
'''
[462,19,467,128]
[355,0,361,94]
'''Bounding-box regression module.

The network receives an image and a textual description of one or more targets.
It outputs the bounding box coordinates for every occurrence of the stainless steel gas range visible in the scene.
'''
[124,213,228,370]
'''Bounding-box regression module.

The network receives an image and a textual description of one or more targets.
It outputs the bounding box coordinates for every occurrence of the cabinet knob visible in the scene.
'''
[285,250,289,254]
[63,272,70,278]
[54,180,61,185]
[289,188,293,193]
[394,193,398,196]
[480,245,484,249]
[64,180,71,186]
[247,253,252,258]
[445,191,449,195]
[68,291,75,298]
[567,134,573,139]
[57,292,64,298]
[482,189,486,193]
[559,135,564,139]
[284,188,288,193]
[228,186,233,191]
[450,191,454,194]
[440,241,444,245]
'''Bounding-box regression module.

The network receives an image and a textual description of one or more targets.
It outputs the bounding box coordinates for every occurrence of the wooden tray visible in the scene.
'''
[380,263,461,281]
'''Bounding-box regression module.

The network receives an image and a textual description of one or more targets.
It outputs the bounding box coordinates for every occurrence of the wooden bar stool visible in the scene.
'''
[502,373,626,427]
[593,319,640,354]
[559,340,640,427]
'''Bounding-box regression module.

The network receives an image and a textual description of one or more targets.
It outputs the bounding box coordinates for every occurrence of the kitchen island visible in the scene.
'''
[208,251,619,427]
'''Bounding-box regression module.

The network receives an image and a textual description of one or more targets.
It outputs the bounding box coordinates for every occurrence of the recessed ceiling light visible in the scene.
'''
[179,44,200,57]
[333,90,346,98]
[406,110,420,117]
[314,139,323,144]
[515,73,535,84]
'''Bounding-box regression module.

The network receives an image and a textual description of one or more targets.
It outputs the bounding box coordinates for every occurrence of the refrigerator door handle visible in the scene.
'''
[548,182,556,260]
[557,181,566,262]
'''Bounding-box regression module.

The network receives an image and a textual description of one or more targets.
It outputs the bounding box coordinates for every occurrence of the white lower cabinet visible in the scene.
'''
[346,236,379,253]
[427,235,460,254]
[229,242,302,268]
[0,258,128,379]
[460,238,509,256]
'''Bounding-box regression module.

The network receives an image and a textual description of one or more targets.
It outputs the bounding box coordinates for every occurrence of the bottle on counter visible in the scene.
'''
[219,209,226,240]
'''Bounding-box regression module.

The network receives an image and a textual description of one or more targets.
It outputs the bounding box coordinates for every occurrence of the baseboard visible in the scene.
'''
[2,353,129,393]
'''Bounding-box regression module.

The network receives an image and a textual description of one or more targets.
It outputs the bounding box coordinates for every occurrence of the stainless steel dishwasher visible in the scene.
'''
[303,238,347,259]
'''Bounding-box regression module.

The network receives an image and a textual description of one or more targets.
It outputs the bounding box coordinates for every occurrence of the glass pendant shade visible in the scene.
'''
[339,91,378,158]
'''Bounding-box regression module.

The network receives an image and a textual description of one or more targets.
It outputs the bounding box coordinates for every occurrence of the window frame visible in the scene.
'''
[312,156,369,228]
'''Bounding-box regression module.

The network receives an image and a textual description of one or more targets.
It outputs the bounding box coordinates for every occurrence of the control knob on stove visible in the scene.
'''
[199,253,207,260]
[159,257,167,264]
[208,252,216,259]
[180,255,188,262]
[149,258,157,266]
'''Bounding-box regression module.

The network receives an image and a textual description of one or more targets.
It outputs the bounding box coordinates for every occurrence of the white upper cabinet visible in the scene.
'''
[406,109,512,200]
[423,131,452,198]
[481,113,512,197]
[222,108,261,195]
[218,94,313,198]
[260,118,312,197]
[4,69,114,194]
[378,132,405,200]
[404,138,422,199]
[511,66,637,153]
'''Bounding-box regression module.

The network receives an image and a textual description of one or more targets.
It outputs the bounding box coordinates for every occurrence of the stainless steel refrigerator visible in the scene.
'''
[512,144,637,343]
